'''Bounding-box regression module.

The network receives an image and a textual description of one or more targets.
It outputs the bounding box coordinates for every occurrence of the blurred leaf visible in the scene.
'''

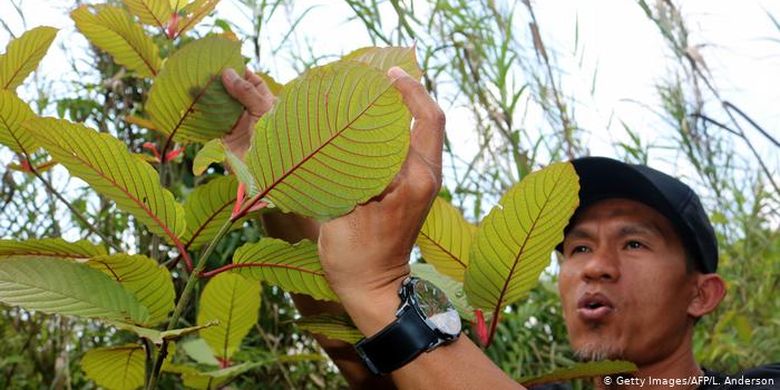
[416,197,476,282]
[82,345,145,390]
[25,117,187,245]
[181,175,244,249]
[166,354,323,389]
[146,35,244,144]
[0,26,58,91]
[123,0,171,30]
[109,321,217,345]
[518,360,637,387]
[0,238,106,259]
[464,162,579,315]
[71,5,161,78]
[245,60,411,218]
[0,257,148,323]
[296,313,363,344]
[175,0,221,39]
[181,338,220,366]
[197,273,260,359]
[125,114,158,131]
[192,139,225,176]
[0,90,37,154]
[232,238,337,301]
[85,254,175,326]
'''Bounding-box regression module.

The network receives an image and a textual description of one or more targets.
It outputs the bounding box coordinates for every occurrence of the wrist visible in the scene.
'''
[338,277,406,337]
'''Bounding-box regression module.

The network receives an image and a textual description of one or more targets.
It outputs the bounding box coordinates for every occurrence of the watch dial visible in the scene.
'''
[413,279,462,336]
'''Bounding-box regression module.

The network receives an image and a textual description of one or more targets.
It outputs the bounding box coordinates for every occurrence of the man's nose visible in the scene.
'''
[581,247,621,282]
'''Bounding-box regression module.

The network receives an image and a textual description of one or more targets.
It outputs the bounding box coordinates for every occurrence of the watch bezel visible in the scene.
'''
[397,277,461,349]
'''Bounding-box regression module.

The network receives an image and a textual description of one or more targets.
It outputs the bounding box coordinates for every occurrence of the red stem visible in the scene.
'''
[485,309,501,348]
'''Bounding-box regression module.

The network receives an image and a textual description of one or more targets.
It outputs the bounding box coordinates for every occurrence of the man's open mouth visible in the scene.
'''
[577,293,615,321]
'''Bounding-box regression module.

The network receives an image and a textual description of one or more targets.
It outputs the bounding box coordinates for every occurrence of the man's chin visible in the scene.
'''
[573,340,625,361]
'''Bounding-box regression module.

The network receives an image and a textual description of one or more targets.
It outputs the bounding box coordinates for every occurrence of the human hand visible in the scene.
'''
[221,68,275,159]
[318,66,445,336]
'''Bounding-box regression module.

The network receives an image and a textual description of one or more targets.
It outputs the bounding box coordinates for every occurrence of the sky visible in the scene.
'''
[1,0,778,236]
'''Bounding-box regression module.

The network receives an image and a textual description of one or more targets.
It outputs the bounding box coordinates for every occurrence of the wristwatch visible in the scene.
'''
[355,276,462,375]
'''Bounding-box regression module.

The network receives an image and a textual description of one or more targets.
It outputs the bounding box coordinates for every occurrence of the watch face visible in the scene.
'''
[413,279,462,336]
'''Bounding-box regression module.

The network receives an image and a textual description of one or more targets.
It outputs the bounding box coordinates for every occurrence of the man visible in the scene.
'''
[220,67,778,389]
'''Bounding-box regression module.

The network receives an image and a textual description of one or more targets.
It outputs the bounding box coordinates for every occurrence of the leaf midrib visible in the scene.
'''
[419,231,467,269]
[231,262,325,276]
[184,198,234,249]
[97,11,159,77]
[1,37,49,90]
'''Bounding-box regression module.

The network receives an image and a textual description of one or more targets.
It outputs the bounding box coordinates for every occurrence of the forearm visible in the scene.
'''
[261,212,395,389]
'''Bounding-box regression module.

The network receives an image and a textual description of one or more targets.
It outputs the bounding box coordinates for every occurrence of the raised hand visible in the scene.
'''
[221,68,275,159]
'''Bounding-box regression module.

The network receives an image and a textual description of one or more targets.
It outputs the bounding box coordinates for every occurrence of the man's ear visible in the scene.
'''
[688,274,726,318]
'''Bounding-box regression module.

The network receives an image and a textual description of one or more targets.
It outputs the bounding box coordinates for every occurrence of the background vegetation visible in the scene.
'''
[1,0,777,388]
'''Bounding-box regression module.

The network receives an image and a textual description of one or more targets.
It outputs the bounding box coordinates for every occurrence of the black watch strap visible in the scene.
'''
[355,304,438,375]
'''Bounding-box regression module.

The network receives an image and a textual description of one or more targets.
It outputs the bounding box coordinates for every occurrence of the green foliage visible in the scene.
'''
[245,57,412,218]
[26,117,187,245]
[181,175,242,250]
[296,313,363,344]
[416,196,476,282]
[192,139,226,176]
[518,360,638,387]
[231,238,337,301]
[0,258,148,323]
[197,273,261,360]
[146,35,245,144]
[0,90,36,154]
[0,26,57,91]
[71,5,162,78]
[0,238,106,258]
[81,345,146,390]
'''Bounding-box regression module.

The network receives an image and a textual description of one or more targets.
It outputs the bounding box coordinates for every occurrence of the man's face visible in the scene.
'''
[558,198,697,365]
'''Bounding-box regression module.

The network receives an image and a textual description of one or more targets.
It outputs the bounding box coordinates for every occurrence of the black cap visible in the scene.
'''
[562,157,718,274]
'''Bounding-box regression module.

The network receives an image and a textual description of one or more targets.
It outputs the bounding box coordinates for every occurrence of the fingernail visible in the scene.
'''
[387,66,407,79]
[225,68,238,81]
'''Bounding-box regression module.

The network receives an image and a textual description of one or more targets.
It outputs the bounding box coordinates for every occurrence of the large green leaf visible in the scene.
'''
[86,254,175,326]
[342,46,422,79]
[416,197,476,282]
[146,35,245,144]
[123,0,171,30]
[518,360,638,387]
[0,238,106,259]
[192,139,226,176]
[174,0,220,39]
[296,313,363,344]
[197,273,260,359]
[109,321,217,345]
[25,117,187,246]
[181,175,243,250]
[181,338,219,366]
[231,238,337,301]
[244,60,411,219]
[72,5,162,78]
[81,345,145,390]
[0,257,148,323]
[0,26,58,91]
[464,162,579,312]
[0,90,36,154]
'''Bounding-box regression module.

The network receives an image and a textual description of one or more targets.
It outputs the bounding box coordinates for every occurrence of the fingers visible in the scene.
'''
[388,66,445,177]
[222,68,274,117]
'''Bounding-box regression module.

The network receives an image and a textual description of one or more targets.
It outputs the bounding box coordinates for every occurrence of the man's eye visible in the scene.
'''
[625,241,644,250]
[570,246,590,255]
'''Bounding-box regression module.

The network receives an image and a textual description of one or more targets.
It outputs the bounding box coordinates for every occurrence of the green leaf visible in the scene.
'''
[245,60,411,219]
[82,345,145,390]
[257,71,283,96]
[231,238,337,301]
[123,0,172,30]
[0,26,58,91]
[175,0,221,39]
[85,254,175,326]
[72,5,162,78]
[192,139,226,176]
[0,257,148,323]
[167,354,323,389]
[0,238,106,259]
[296,313,363,344]
[224,148,259,196]
[0,89,37,154]
[109,321,217,345]
[416,197,476,282]
[518,360,638,387]
[341,46,422,79]
[25,117,187,246]
[181,338,220,366]
[182,175,243,249]
[464,162,579,312]
[197,273,260,359]
[411,263,479,321]
[146,35,245,144]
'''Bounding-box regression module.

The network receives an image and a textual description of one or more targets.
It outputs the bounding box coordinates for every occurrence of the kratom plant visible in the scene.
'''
[0,1,635,388]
